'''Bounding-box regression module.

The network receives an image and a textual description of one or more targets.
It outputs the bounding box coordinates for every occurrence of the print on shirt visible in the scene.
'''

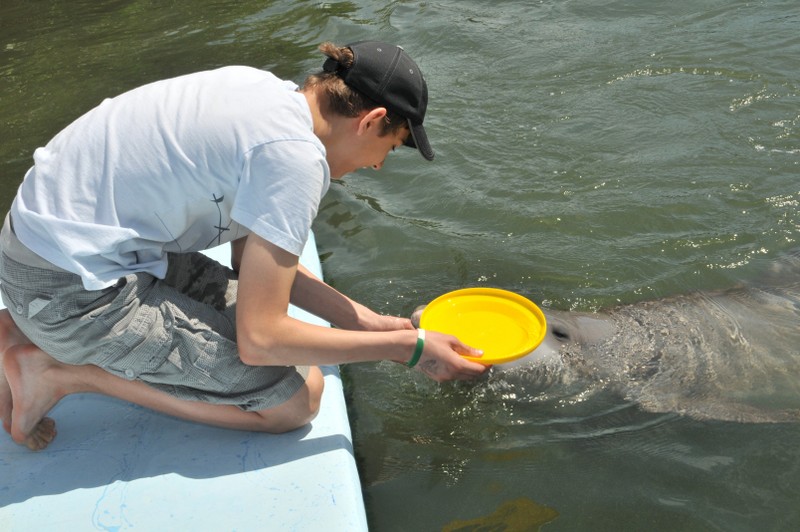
[206,193,232,248]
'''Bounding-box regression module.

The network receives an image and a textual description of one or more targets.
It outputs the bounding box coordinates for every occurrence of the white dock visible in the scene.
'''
[0,232,367,531]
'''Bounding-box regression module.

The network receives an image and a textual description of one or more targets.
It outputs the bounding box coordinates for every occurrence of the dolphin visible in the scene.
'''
[414,250,800,423]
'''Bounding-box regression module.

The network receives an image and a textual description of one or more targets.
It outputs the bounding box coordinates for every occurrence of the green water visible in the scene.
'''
[2,1,798,530]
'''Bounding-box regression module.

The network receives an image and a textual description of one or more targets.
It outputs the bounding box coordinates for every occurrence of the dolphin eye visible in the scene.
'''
[551,325,571,342]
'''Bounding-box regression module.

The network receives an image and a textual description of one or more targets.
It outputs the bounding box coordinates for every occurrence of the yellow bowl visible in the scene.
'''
[419,287,547,365]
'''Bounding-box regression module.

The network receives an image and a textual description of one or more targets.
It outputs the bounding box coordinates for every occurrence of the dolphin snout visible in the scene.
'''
[410,305,425,329]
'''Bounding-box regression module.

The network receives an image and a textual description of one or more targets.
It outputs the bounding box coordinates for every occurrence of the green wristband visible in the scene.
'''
[407,328,426,368]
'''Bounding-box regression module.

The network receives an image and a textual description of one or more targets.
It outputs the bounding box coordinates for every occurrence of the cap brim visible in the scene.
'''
[405,119,434,161]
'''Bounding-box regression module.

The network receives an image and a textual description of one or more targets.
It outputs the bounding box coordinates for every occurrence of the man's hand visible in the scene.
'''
[412,330,490,382]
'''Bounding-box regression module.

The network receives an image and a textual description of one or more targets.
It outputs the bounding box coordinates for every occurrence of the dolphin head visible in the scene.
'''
[410,304,616,370]
[498,309,616,370]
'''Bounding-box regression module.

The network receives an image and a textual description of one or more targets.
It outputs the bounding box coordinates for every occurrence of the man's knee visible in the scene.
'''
[298,366,324,424]
[256,366,324,433]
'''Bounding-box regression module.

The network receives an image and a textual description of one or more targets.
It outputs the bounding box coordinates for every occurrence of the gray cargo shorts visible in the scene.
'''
[0,217,308,411]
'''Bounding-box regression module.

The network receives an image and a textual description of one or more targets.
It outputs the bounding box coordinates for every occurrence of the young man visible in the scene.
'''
[0,41,489,451]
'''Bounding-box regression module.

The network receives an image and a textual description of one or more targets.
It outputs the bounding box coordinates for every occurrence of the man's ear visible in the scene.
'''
[357,107,388,135]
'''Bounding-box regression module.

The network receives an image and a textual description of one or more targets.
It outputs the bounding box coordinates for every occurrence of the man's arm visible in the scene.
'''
[231,234,402,331]
[234,234,489,381]
[291,262,412,332]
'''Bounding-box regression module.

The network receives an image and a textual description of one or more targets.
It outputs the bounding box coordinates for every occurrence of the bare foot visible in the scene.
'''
[3,343,64,450]
[16,416,57,451]
[0,309,31,435]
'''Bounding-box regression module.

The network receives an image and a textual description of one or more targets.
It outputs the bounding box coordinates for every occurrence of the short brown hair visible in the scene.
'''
[303,42,408,137]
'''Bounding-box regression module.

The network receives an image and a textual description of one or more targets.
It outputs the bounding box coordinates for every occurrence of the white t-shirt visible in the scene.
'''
[11,66,330,290]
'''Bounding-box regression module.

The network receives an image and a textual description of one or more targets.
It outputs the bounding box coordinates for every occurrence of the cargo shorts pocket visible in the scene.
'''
[97,296,172,381]
[140,301,247,394]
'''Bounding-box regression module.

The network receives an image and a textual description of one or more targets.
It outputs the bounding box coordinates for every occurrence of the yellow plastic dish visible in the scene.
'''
[419,287,547,365]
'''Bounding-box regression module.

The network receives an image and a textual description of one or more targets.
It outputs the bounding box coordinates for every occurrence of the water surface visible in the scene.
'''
[2,1,798,530]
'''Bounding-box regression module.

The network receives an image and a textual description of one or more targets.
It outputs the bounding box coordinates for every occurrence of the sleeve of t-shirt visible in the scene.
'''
[231,139,330,256]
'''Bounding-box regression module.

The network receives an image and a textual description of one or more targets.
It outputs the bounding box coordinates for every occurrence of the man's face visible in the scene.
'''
[330,119,410,179]
[359,126,410,172]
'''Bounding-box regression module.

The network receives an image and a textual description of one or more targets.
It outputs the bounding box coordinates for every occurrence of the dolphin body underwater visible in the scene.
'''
[415,250,800,423]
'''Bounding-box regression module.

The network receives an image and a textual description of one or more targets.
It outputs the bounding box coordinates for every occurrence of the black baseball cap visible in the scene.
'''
[323,40,434,161]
